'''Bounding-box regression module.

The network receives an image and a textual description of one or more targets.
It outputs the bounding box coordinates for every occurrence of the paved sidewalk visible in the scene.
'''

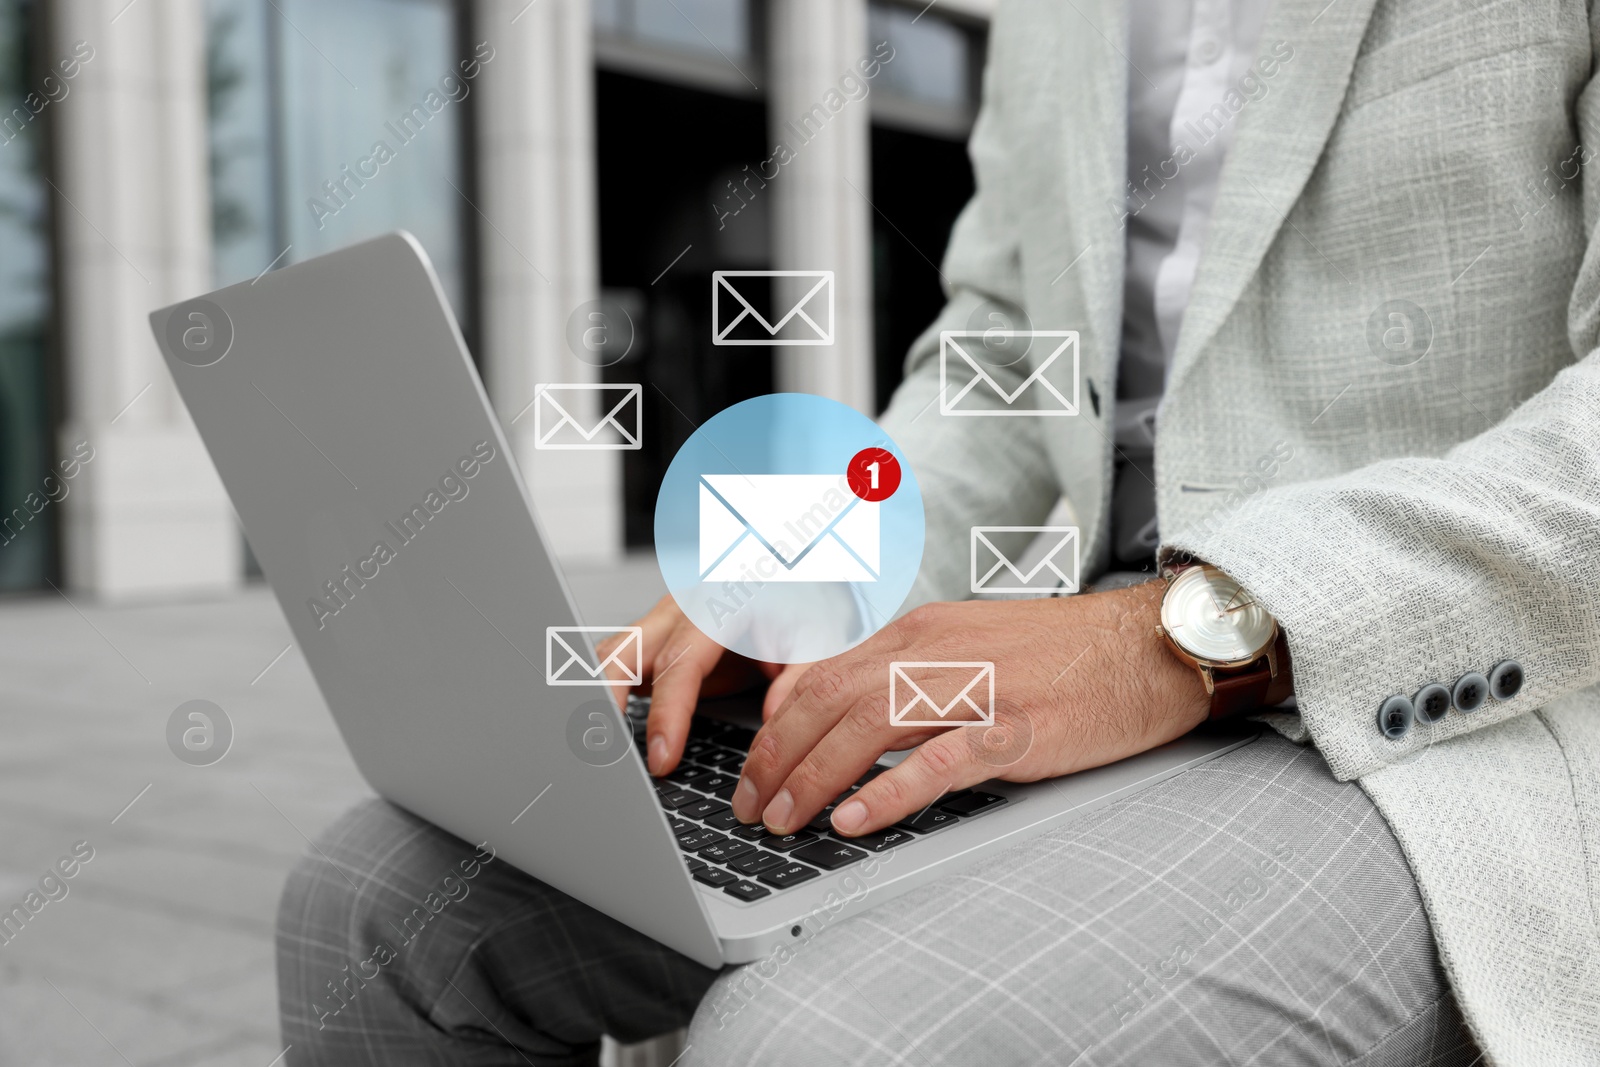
[0,556,668,1066]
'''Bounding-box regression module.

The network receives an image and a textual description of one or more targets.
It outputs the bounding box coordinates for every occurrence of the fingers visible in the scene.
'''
[761,662,814,721]
[642,622,726,775]
[594,596,726,775]
[595,596,681,709]
[751,691,906,834]
[732,659,880,824]
[829,729,989,837]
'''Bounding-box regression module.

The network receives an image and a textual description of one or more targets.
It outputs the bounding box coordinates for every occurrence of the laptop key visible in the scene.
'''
[896,808,959,834]
[805,808,836,833]
[697,773,739,798]
[759,831,818,852]
[658,789,703,811]
[693,866,739,887]
[756,863,822,889]
[699,839,756,863]
[678,829,722,852]
[790,841,868,870]
[833,827,913,852]
[652,778,680,795]
[704,809,744,831]
[708,783,739,801]
[683,740,716,760]
[668,817,697,837]
[689,718,735,741]
[687,832,731,854]
[685,858,709,872]
[939,791,1008,817]
[680,799,731,821]
[728,850,786,875]
[702,750,746,770]
[730,823,771,841]
[667,764,715,787]
[723,880,772,903]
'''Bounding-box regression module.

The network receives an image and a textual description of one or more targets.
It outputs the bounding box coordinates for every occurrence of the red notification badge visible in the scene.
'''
[847,448,901,502]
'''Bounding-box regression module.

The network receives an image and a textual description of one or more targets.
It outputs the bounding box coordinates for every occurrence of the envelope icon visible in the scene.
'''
[712,271,834,346]
[940,331,1079,416]
[889,662,995,727]
[971,526,1080,595]
[545,626,643,686]
[532,384,642,450]
[699,474,878,582]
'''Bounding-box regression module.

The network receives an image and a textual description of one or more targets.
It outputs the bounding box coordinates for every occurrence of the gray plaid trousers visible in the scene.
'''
[275,733,1482,1066]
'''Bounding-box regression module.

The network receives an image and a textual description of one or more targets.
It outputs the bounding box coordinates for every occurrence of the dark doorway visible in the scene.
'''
[595,69,774,548]
[868,124,974,412]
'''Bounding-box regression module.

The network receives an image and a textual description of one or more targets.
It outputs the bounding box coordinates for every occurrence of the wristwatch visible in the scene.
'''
[1156,562,1293,719]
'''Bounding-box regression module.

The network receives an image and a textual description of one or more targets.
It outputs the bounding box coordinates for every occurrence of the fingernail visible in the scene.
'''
[647,736,668,775]
[734,776,759,819]
[763,789,794,832]
[831,799,867,835]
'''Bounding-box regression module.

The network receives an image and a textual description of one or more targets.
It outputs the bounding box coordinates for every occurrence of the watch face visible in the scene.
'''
[1160,565,1276,666]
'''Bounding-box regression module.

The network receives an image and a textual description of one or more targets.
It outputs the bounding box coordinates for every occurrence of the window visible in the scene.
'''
[594,0,752,62]
[0,0,53,591]
[206,0,474,329]
[594,0,759,99]
[866,2,979,139]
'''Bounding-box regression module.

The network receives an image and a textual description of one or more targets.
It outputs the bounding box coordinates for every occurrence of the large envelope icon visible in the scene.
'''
[532,384,642,450]
[545,626,643,686]
[971,526,1080,595]
[940,331,1079,416]
[889,662,995,727]
[699,474,878,583]
[712,271,834,346]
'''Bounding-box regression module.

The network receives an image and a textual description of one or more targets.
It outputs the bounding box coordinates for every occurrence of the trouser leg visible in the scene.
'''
[276,797,719,1066]
[688,733,1480,1067]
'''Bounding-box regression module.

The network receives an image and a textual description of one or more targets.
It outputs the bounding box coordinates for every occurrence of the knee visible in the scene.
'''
[276,798,490,1040]
[277,797,423,947]
[687,927,868,1065]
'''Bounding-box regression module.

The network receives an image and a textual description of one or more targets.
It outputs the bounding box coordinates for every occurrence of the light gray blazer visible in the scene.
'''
[878,0,1600,1061]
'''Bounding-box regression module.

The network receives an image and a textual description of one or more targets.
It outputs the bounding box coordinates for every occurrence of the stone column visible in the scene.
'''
[766,0,876,414]
[50,0,241,598]
[473,0,621,564]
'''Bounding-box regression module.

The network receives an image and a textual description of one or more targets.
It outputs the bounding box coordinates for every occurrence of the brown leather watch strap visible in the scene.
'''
[1208,630,1294,720]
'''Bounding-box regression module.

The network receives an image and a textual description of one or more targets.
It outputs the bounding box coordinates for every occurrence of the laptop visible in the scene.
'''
[150,232,1258,968]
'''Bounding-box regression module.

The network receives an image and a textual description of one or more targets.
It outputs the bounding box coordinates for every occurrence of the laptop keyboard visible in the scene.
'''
[625,696,1007,904]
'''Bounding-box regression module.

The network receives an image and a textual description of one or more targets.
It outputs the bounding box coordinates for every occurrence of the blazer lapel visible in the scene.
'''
[1164,0,1380,395]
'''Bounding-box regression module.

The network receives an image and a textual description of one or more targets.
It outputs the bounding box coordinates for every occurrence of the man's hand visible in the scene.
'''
[594,596,811,775]
[731,582,1212,836]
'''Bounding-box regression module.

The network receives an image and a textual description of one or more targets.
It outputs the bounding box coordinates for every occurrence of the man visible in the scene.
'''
[278,0,1600,1063]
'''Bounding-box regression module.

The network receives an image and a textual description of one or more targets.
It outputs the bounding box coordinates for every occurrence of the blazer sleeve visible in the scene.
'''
[878,48,1065,613]
[1162,35,1600,781]
[1163,303,1600,782]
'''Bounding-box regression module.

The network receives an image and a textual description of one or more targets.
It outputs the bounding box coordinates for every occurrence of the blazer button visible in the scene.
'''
[1488,660,1523,700]
[1378,694,1414,740]
[1413,683,1451,725]
[1452,672,1489,713]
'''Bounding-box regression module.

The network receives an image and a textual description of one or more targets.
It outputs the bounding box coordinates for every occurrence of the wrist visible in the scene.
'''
[1153,562,1294,719]
[1111,581,1213,731]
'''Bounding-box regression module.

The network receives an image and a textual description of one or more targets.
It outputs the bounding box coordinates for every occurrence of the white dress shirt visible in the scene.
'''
[1112,0,1269,566]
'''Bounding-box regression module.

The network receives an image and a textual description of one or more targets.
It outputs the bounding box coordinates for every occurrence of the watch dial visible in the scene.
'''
[1161,565,1275,665]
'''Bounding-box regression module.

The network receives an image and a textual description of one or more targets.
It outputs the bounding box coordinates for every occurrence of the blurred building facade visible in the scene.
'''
[0,0,987,599]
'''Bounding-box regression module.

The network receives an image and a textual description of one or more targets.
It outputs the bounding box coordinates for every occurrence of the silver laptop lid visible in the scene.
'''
[150,231,722,967]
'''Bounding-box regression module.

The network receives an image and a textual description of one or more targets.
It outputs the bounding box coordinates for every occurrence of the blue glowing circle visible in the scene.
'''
[654,393,925,664]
